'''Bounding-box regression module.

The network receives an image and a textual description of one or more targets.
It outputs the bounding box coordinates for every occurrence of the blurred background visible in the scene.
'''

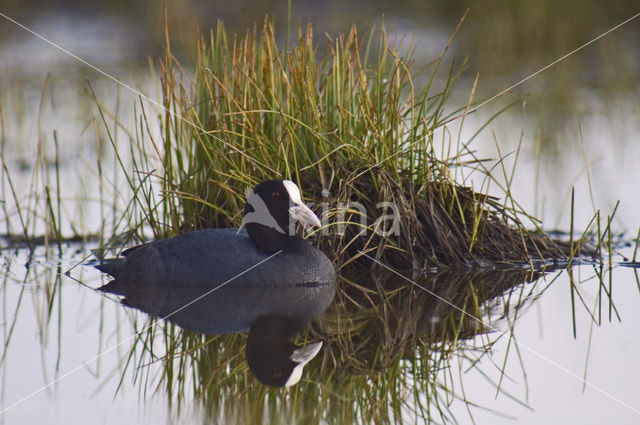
[3,0,638,87]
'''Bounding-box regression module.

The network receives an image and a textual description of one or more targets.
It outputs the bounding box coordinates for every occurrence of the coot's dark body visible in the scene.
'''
[97,228,335,289]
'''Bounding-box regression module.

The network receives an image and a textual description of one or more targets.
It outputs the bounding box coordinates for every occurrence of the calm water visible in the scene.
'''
[2,247,639,424]
[1,7,640,425]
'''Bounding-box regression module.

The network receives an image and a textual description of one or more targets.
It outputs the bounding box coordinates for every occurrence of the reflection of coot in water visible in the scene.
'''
[99,280,335,386]
[246,315,324,387]
[96,180,336,386]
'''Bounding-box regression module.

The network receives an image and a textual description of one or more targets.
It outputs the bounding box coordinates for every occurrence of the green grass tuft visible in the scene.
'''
[102,17,586,269]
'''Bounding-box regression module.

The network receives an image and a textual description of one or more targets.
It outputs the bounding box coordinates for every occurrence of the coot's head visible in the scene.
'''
[242,179,321,252]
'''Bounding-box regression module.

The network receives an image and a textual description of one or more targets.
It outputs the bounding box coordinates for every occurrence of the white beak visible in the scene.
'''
[282,179,322,229]
[289,202,322,228]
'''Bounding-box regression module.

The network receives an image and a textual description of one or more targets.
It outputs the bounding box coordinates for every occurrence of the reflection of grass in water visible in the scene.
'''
[0,247,68,395]
[0,246,625,423]
[119,266,599,424]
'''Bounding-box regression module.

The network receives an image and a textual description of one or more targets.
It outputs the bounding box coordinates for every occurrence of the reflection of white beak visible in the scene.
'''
[285,341,323,387]
[290,340,323,363]
[289,202,322,228]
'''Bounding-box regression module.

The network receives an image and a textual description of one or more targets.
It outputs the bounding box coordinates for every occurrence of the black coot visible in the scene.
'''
[96,179,336,386]
[97,180,335,288]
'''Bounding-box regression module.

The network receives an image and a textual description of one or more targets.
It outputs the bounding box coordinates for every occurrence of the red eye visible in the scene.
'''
[274,369,282,378]
[272,192,281,199]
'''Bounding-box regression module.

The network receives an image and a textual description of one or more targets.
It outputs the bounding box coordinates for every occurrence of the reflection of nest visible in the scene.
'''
[125,267,559,424]
[309,267,550,377]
